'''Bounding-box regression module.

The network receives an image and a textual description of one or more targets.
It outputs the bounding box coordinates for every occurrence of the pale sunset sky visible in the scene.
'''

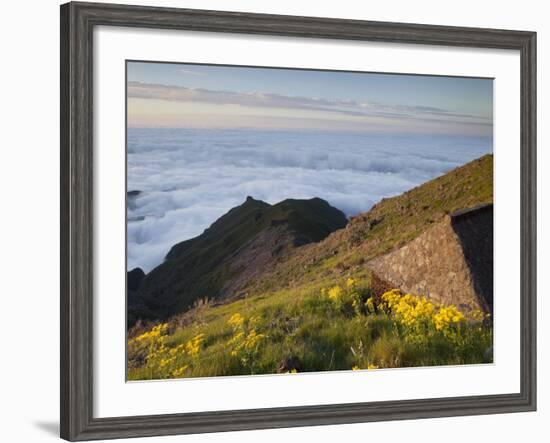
[127,61,493,136]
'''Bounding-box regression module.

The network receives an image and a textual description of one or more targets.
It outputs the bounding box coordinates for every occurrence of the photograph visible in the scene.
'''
[126,61,494,380]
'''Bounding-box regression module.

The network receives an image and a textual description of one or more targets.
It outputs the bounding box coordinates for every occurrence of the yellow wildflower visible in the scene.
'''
[134,322,169,342]
[228,313,244,330]
[172,365,189,378]
[381,289,402,310]
[328,285,342,302]
[159,356,176,368]
[185,333,205,357]
[365,297,375,314]
[433,306,465,331]
[244,329,265,350]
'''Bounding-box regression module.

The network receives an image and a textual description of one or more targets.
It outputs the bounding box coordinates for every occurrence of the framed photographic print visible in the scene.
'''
[60,1,536,441]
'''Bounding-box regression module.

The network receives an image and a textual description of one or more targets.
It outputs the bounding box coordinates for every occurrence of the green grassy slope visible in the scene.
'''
[352,153,493,258]
[245,154,493,295]
[128,154,494,380]
[128,273,492,380]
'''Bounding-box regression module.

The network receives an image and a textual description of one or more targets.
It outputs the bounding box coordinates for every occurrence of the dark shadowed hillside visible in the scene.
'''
[128,197,348,325]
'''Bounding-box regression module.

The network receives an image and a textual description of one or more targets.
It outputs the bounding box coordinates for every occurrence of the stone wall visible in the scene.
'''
[368,204,493,312]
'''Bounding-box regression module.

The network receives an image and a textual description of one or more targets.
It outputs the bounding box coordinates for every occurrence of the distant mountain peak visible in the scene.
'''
[127,267,145,292]
[128,196,348,326]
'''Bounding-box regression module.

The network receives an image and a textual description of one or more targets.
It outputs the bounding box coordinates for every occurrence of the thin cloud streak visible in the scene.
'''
[127,81,491,128]
[179,68,207,77]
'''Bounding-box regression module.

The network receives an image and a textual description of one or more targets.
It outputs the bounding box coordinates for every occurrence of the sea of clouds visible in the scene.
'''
[127,128,492,272]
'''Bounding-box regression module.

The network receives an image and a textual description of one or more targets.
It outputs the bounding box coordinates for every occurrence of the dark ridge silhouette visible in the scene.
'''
[127,267,145,292]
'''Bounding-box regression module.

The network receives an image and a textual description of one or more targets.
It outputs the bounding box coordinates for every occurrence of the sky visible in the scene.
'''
[126,61,493,272]
[127,61,493,136]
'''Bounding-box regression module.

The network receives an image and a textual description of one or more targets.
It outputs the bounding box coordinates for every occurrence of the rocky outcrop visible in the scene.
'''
[368,204,493,312]
[127,267,145,292]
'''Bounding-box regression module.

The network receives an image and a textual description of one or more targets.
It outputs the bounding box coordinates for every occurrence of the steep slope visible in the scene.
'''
[245,154,493,295]
[128,154,494,379]
[129,197,348,325]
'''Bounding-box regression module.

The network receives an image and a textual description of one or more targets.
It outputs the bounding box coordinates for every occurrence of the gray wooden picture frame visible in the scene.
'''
[60,2,537,441]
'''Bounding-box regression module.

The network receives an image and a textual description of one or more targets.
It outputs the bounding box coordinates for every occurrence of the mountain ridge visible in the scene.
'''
[128,196,348,326]
[127,154,494,379]
[242,154,493,296]
[129,154,493,327]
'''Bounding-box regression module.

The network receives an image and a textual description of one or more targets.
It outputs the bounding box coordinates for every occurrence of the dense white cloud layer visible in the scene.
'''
[127,128,492,272]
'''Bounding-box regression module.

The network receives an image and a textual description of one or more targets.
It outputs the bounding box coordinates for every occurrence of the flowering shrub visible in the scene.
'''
[185,333,205,357]
[380,289,466,334]
[433,306,465,331]
[227,314,265,373]
[133,322,169,343]
[228,313,245,330]
[128,321,207,379]
[325,277,368,316]
[127,276,493,380]
[328,285,343,302]
[381,290,434,335]
[376,289,483,349]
